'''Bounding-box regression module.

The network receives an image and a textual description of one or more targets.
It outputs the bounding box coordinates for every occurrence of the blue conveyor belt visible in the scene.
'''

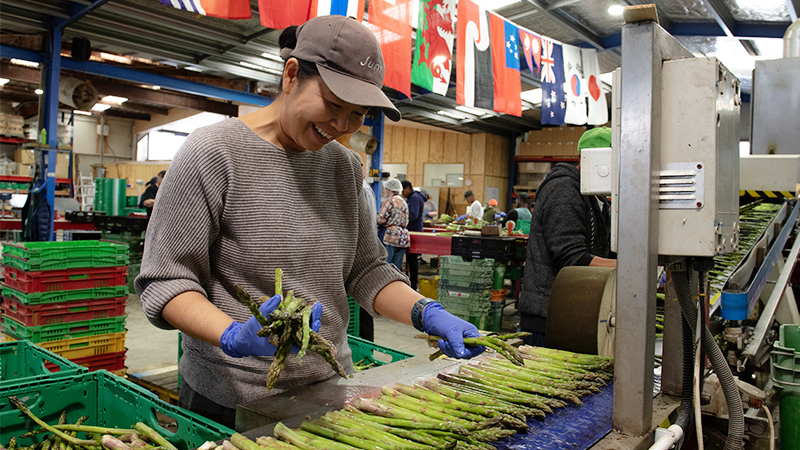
[495,382,613,450]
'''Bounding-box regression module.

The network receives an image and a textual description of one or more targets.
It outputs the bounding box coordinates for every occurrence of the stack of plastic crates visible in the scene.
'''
[93,215,148,291]
[437,255,498,331]
[1,240,130,375]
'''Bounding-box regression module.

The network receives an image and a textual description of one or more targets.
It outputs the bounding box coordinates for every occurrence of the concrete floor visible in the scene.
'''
[123,292,521,373]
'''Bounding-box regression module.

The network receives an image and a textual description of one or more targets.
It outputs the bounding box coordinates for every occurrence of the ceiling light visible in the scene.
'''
[34,88,44,95]
[455,105,490,116]
[184,66,204,72]
[92,103,112,112]
[140,84,161,90]
[101,95,128,104]
[261,52,284,63]
[0,78,9,86]
[10,58,39,68]
[520,88,542,104]
[474,0,521,10]
[73,110,92,116]
[437,110,470,120]
[608,4,624,16]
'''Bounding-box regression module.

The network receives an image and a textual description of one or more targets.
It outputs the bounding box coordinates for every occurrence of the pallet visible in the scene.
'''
[127,365,180,405]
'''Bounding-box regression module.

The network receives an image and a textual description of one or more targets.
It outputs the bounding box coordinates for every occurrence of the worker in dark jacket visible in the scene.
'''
[402,180,427,290]
[519,127,616,346]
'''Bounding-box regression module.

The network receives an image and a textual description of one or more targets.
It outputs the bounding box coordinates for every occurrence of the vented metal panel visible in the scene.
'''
[629,0,715,20]
[560,1,626,37]
[722,0,792,22]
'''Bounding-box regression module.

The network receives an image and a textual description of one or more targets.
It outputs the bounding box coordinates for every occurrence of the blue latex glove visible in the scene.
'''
[220,295,323,358]
[456,214,467,222]
[497,212,507,218]
[422,302,484,359]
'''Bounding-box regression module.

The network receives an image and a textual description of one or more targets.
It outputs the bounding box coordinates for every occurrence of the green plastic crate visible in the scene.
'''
[2,253,130,272]
[0,370,233,449]
[3,240,129,260]
[2,284,129,305]
[348,335,412,368]
[438,255,495,268]
[438,274,493,291]
[439,266,494,279]
[437,288,493,303]
[772,324,800,388]
[437,300,491,317]
[347,295,360,336]
[0,340,86,390]
[2,316,127,343]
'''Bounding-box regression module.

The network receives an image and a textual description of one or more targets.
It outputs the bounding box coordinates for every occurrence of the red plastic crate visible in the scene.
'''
[44,350,126,373]
[3,266,128,293]
[1,296,127,327]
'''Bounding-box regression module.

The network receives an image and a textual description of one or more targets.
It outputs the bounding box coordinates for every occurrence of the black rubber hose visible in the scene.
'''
[673,270,694,434]
[671,264,744,450]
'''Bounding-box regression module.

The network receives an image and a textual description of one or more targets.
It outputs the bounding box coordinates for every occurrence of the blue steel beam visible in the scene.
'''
[0,45,273,107]
[60,0,110,30]
[705,0,737,37]
[370,112,385,211]
[598,20,791,49]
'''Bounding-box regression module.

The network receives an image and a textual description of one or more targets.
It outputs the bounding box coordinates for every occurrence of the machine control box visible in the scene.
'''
[606,57,741,257]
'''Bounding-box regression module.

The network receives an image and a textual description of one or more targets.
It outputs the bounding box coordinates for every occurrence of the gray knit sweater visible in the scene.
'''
[135,118,407,408]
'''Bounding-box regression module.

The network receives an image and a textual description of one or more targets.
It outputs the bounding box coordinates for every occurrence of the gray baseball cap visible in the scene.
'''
[290,15,401,122]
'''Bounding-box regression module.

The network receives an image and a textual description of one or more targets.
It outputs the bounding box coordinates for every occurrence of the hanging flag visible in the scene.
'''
[582,48,609,125]
[159,0,251,19]
[518,27,541,80]
[258,0,311,28]
[310,0,364,21]
[489,12,521,117]
[366,0,412,98]
[540,37,565,125]
[562,44,587,125]
[411,0,456,96]
[456,0,492,110]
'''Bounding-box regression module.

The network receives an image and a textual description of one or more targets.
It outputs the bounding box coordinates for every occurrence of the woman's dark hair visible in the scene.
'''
[277,25,320,91]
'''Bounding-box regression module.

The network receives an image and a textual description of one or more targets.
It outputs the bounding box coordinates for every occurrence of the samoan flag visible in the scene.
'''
[310,0,364,21]
[540,37,565,125]
[489,12,521,116]
[159,0,251,19]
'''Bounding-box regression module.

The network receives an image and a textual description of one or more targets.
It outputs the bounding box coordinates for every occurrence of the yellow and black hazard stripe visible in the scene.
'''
[739,190,795,199]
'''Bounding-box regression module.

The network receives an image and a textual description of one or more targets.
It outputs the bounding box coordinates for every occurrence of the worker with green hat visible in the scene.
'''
[518,127,616,346]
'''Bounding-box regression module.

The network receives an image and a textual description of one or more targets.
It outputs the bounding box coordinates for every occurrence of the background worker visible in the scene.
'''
[421,190,438,222]
[482,198,499,223]
[464,190,483,220]
[377,178,410,271]
[136,16,484,428]
[402,180,427,290]
[518,127,616,346]
[139,169,166,218]
[502,192,532,230]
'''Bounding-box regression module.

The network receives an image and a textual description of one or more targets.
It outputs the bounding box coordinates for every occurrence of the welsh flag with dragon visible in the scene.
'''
[411,0,456,96]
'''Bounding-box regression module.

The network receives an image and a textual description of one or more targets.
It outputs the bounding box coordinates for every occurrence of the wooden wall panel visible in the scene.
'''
[414,129,430,177]
[402,128,417,173]
[485,175,509,211]
[428,131,444,164]
[457,134,471,174]
[442,132,457,163]
[382,125,394,164]
[390,125,405,164]
[106,162,170,197]
[470,134,486,175]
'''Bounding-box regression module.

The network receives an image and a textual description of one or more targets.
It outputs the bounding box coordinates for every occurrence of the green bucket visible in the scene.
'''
[773,324,800,448]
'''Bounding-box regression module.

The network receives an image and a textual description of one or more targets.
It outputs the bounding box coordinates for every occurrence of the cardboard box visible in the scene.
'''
[15,150,71,179]
[518,162,551,173]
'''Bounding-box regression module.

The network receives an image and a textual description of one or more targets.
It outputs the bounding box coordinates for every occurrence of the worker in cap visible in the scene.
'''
[518,127,616,347]
[136,15,484,427]
[482,198,500,223]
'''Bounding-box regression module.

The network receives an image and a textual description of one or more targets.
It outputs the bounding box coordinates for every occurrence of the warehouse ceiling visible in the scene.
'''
[0,0,796,135]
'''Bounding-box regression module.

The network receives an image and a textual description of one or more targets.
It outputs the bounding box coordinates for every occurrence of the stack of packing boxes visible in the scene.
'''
[437,256,498,332]
[14,149,71,179]
[0,240,130,374]
[518,125,587,158]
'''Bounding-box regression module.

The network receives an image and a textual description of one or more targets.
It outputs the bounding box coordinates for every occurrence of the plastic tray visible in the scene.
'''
[451,236,517,262]
[439,255,495,268]
[2,252,129,272]
[439,266,494,280]
[438,276,493,291]
[45,350,127,373]
[772,324,800,388]
[3,266,129,293]
[0,340,86,390]
[2,240,128,259]
[1,296,127,326]
[32,332,127,360]
[65,210,105,223]
[347,295,360,337]
[3,316,127,343]
[348,335,413,367]
[93,215,149,232]
[2,283,129,305]
[0,370,233,449]
[438,300,490,318]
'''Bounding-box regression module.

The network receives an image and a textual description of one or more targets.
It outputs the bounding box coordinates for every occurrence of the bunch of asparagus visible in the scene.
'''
[239,346,613,450]
[417,332,530,365]
[233,268,346,390]
[4,396,179,450]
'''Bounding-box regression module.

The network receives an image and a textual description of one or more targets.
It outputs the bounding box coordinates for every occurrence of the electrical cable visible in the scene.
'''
[694,288,704,450]
[762,404,775,450]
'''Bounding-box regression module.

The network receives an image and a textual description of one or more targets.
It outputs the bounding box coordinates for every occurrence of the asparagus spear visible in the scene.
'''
[132,423,176,450]
[7,397,97,447]
[325,411,453,448]
[343,405,469,435]
[255,436,303,450]
[273,423,358,450]
[416,378,547,417]
[313,417,434,450]
[459,366,582,405]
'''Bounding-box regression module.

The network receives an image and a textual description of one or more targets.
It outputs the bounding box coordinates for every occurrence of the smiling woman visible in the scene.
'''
[135,14,486,429]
